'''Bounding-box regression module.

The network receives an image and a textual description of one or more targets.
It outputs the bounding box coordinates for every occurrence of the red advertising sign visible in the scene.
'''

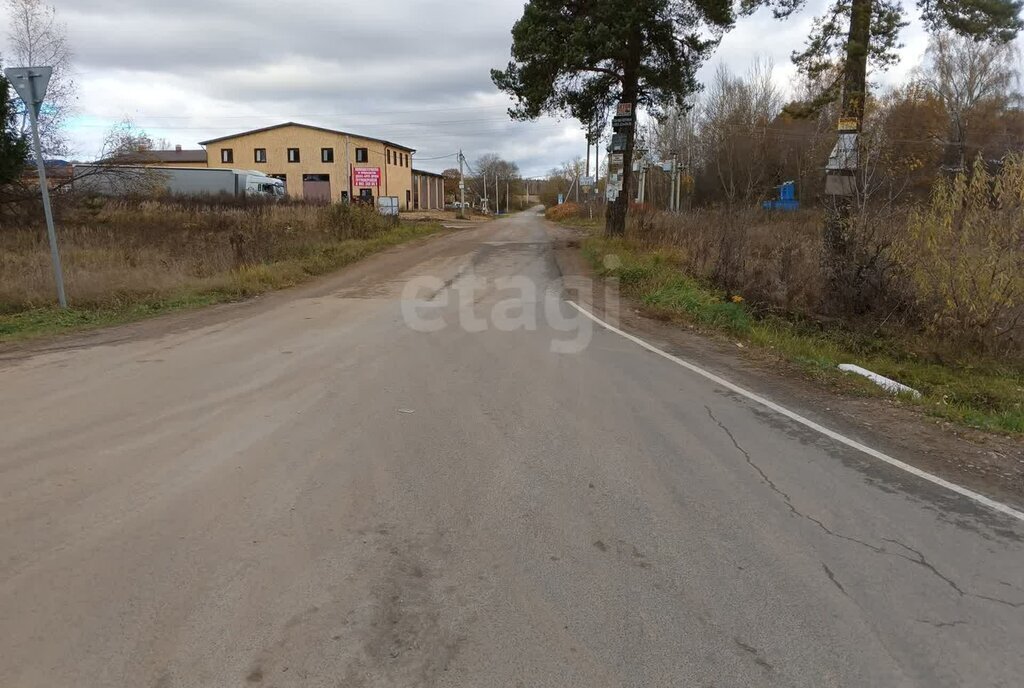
[353,167,381,187]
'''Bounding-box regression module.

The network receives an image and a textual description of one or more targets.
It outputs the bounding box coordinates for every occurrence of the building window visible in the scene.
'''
[356,147,368,163]
[221,148,233,164]
[288,148,300,163]
[321,147,334,163]
[387,150,392,165]
[254,148,267,163]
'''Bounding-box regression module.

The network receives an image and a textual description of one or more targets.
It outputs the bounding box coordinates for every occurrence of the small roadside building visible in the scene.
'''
[198,122,415,206]
[411,169,444,210]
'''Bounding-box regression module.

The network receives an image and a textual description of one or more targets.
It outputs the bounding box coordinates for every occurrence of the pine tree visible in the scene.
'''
[492,0,736,235]
[0,70,29,186]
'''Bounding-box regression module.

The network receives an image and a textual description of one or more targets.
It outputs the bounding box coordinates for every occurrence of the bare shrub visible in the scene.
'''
[627,208,823,314]
[545,202,582,221]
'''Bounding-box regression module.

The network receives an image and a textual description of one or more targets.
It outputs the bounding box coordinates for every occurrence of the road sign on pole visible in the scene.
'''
[612,115,633,130]
[5,66,67,308]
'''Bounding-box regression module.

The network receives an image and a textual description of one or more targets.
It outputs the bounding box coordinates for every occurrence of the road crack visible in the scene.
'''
[821,562,848,596]
[915,618,968,629]
[704,405,1024,610]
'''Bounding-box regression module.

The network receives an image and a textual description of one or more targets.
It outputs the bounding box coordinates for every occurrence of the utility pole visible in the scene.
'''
[458,149,466,218]
[669,155,678,212]
[496,172,500,214]
[585,122,592,180]
[6,67,66,308]
[636,159,647,204]
[671,163,679,211]
[483,173,488,213]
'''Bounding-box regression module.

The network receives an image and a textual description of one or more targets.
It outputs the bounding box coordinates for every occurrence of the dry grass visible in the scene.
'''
[583,231,1024,435]
[544,202,583,222]
[0,199,407,311]
[0,197,442,339]
[626,206,826,315]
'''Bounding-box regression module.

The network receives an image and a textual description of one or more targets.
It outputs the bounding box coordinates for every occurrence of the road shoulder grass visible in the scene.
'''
[0,222,444,342]
[581,233,1024,436]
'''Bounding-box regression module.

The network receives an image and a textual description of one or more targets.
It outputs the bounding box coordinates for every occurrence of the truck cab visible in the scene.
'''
[243,172,286,198]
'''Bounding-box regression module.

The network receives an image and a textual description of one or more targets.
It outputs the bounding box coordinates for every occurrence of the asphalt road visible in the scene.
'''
[1,210,1022,687]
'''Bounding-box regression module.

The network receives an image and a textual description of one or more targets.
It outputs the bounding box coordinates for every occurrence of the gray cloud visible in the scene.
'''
[3,0,932,174]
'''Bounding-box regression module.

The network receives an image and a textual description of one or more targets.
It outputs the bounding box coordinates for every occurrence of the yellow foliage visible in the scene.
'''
[545,202,582,221]
[896,155,1024,351]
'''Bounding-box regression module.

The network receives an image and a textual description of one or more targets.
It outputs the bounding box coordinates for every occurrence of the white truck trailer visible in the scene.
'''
[72,165,286,198]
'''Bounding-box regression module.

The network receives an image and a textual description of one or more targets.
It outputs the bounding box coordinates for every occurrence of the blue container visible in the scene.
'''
[762,181,799,211]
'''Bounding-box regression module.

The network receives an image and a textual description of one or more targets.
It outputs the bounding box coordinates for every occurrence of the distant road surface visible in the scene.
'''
[1,210,1022,687]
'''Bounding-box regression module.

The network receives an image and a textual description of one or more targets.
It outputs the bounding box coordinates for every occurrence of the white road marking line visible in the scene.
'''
[567,300,1024,523]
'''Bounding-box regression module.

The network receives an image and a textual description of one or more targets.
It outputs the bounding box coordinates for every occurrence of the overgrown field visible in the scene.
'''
[571,160,1024,435]
[0,197,442,340]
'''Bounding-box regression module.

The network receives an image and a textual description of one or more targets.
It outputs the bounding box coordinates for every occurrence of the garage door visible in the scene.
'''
[302,174,331,202]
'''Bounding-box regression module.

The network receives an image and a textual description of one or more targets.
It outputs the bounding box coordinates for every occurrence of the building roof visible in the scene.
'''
[107,149,209,164]
[412,168,444,178]
[198,122,416,152]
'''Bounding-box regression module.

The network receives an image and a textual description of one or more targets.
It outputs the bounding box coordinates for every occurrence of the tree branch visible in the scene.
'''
[578,65,622,80]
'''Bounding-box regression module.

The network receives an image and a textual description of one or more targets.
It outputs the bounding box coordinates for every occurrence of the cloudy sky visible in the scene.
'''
[4,0,930,176]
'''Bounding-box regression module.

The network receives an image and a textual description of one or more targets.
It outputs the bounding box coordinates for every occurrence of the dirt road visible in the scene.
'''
[1,210,1022,687]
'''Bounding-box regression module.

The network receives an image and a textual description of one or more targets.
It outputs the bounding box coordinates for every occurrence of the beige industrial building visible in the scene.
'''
[197,122,415,206]
[411,169,444,210]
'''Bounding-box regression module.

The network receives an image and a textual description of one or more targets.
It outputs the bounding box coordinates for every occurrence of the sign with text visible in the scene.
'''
[612,115,634,130]
[837,117,859,132]
[610,133,627,152]
[616,102,633,117]
[608,153,624,167]
[354,167,381,187]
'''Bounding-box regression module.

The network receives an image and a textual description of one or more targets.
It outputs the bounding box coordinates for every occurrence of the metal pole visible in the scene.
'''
[585,123,591,179]
[674,157,680,212]
[344,136,351,202]
[458,149,466,218]
[28,89,67,308]
[669,157,676,212]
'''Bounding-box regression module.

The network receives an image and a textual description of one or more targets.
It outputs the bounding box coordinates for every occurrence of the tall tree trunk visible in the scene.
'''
[823,0,872,309]
[606,35,642,237]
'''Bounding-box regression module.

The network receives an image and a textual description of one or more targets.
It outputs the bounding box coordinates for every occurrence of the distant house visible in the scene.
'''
[124,146,208,167]
[21,158,73,188]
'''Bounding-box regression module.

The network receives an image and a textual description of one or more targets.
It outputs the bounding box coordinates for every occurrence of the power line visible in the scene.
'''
[110,104,512,121]
[413,152,459,160]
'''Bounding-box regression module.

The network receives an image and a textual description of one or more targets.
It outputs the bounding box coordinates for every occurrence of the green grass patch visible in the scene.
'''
[0,222,443,343]
[583,234,1024,436]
